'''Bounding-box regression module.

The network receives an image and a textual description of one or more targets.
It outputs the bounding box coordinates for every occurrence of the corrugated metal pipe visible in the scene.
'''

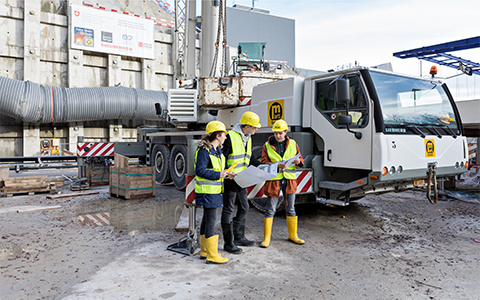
[0,76,168,123]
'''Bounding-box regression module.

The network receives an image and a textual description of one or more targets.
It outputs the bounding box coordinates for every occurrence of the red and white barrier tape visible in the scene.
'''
[82,1,174,28]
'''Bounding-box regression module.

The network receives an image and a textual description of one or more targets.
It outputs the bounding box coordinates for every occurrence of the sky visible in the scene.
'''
[224,0,480,101]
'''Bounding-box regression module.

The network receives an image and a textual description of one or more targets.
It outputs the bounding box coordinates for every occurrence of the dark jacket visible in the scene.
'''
[222,132,261,192]
[194,140,224,208]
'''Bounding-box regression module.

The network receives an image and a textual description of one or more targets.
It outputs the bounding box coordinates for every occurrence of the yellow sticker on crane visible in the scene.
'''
[268,99,284,126]
[425,139,435,157]
[226,162,238,172]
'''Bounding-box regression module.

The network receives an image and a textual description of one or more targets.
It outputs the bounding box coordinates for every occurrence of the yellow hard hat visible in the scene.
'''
[239,111,261,128]
[206,120,227,134]
[272,119,289,132]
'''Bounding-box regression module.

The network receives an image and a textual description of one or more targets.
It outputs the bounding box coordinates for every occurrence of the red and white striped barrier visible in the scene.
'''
[77,142,114,157]
[184,170,313,203]
[247,170,313,199]
[185,175,195,204]
[83,1,175,28]
[76,212,110,227]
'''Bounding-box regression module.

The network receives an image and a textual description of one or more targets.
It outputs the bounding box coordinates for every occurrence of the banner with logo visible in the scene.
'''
[70,5,154,59]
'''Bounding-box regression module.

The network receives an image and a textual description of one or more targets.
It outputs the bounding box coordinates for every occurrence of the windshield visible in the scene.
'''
[370,71,459,134]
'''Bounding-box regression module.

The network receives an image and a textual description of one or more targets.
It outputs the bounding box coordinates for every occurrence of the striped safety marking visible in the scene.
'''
[77,142,114,157]
[239,97,252,106]
[185,175,195,204]
[247,170,313,199]
[76,212,110,227]
[185,171,313,201]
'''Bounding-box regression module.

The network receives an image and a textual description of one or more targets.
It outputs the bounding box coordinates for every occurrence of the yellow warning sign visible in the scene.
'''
[425,139,435,157]
[268,99,284,126]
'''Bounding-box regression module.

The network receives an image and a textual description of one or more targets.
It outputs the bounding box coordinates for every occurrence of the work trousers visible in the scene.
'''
[221,188,249,224]
[265,183,296,218]
[200,207,217,238]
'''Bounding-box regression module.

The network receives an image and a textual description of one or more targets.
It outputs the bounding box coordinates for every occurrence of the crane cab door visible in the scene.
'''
[309,73,372,170]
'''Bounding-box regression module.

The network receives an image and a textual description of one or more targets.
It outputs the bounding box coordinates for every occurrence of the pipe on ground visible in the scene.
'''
[0,76,168,123]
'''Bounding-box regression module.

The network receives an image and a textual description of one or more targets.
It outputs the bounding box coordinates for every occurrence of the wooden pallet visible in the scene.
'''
[1,176,57,197]
[109,154,155,200]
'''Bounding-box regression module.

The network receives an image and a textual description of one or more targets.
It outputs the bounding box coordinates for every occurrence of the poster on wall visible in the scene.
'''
[70,4,154,59]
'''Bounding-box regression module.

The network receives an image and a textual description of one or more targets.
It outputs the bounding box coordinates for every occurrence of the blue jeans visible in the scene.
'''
[265,184,296,218]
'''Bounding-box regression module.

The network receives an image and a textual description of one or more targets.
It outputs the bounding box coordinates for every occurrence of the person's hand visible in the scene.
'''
[278,163,287,170]
[293,158,301,165]
[228,172,237,179]
[220,170,228,178]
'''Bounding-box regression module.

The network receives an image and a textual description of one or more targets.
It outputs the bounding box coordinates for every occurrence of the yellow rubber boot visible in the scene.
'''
[286,216,305,245]
[199,235,207,259]
[205,235,229,264]
[260,217,273,248]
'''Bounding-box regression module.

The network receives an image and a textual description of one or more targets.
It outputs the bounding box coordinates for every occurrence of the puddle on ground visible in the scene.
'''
[75,198,185,234]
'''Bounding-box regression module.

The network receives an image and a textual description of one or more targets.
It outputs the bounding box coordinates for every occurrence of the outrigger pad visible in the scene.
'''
[166,234,200,256]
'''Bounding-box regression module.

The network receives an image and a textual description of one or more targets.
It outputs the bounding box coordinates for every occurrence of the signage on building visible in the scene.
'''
[70,5,154,59]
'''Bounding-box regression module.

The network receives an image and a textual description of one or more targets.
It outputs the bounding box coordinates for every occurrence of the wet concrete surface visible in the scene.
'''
[0,168,479,299]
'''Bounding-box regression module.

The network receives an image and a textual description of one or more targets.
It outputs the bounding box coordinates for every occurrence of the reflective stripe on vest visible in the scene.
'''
[226,130,251,173]
[194,148,225,194]
[265,139,297,181]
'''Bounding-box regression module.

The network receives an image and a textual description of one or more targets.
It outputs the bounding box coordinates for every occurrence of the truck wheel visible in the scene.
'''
[152,144,171,184]
[170,145,187,190]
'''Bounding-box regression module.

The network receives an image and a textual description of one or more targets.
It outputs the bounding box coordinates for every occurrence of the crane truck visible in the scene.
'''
[124,66,468,210]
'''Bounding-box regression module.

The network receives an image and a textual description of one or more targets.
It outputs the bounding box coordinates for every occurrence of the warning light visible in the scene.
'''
[382,167,388,176]
[429,66,437,78]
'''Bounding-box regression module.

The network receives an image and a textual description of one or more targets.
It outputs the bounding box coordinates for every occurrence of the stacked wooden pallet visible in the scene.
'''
[109,154,156,200]
[85,162,110,186]
[1,176,64,197]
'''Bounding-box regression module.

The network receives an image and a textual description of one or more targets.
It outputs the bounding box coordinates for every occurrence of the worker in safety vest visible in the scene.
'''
[195,120,235,264]
[221,111,262,254]
[260,119,305,248]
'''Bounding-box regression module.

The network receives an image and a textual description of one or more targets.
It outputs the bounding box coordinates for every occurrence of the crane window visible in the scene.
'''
[315,74,368,128]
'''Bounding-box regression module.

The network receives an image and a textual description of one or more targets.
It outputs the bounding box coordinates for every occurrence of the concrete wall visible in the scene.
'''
[0,0,175,157]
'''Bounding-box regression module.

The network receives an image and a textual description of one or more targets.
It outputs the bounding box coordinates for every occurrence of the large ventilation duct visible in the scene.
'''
[0,76,168,123]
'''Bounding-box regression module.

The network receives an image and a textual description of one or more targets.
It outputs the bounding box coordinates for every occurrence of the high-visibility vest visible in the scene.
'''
[194,148,225,194]
[226,130,251,174]
[265,139,297,181]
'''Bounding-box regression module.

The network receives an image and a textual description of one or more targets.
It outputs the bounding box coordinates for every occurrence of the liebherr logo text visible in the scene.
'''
[385,128,406,133]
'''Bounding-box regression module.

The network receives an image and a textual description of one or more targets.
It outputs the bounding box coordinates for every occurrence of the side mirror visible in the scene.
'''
[336,78,350,104]
[337,114,352,126]
[338,113,362,140]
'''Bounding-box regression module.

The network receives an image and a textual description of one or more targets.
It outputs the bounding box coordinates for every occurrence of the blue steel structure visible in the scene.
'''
[393,36,480,76]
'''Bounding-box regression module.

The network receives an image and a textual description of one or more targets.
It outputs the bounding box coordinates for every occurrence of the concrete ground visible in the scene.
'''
[0,169,479,300]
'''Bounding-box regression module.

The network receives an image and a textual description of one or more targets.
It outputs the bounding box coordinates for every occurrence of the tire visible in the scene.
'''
[170,145,187,190]
[152,144,171,184]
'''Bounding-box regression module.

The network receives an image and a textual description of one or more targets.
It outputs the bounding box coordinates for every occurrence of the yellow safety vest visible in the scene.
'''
[194,148,225,194]
[226,130,251,174]
[265,139,297,181]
